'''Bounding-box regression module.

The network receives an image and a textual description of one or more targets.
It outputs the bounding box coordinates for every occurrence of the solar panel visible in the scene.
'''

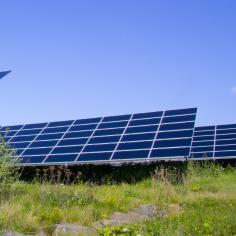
[1,108,197,166]
[190,124,236,160]
[0,71,11,80]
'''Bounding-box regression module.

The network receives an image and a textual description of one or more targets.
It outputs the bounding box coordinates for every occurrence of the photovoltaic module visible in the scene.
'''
[0,108,197,166]
[190,124,236,160]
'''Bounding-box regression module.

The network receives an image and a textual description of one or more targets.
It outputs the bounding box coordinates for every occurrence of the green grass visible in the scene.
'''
[0,163,235,235]
[100,164,236,236]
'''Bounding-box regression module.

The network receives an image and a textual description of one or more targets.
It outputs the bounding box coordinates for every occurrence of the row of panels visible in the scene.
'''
[1,116,196,140]
[1,108,197,132]
[1,109,231,161]
[6,129,194,146]
[13,140,236,158]
[2,121,195,141]
[195,124,236,131]
[1,108,197,165]
[12,139,192,156]
[190,125,236,159]
[11,130,194,159]
[2,110,236,163]
[10,136,193,150]
[18,147,191,164]
[190,151,236,158]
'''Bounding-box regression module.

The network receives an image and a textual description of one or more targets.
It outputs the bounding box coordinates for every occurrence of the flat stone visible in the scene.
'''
[53,223,96,236]
[93,204,157,228]
[38,204,166,234]
[111,211,148,224]
[133,204,158,218]
[3,232,24,236]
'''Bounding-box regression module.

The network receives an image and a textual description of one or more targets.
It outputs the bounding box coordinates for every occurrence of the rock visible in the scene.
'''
[133,204,158,218]
[36,204,170,234]
[53,223,96,236]
[35,230,47,236]
[93,204,158,228]
[3,232,24,236]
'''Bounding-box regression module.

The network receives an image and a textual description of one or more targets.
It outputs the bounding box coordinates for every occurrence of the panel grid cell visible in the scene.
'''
[148,111,165,159]
[110,114,134,160]
[43,120,77,164]
[19,123,50,162]
[6,125,26,144]
[75,117,105,162]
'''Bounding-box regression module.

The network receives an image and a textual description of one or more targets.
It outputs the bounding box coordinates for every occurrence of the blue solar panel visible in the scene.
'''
[117,141,152,150]
[0,71,11,80]
[150,147,190,158]
[20,156,46,164]
[1,108,197,166]
[113,150,150,160]
[78,152,112,161]
[190,124,236,160]
[46,154,78,163]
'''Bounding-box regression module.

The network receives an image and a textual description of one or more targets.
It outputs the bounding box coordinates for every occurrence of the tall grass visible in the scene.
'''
[0,162,235,235]
[100,162,236,236]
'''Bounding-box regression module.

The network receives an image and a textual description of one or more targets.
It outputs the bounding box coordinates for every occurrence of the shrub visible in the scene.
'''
[0,136,19,199]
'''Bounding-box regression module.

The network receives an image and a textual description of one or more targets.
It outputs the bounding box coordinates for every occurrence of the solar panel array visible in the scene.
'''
[0,108,197,166]
[190,124,236,159]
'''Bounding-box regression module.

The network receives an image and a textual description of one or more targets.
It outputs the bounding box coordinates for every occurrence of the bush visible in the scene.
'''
[0,136,19,199]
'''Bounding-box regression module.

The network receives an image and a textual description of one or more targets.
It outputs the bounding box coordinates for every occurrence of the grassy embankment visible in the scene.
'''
[0,163,235,235]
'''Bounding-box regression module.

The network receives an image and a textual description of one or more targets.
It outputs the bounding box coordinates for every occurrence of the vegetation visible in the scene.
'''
[0,138,235,235]
[99,163,236,236]
[0,137,19,200]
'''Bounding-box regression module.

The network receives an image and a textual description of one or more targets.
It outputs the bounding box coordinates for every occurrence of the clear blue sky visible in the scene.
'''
[0,0,235,127]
